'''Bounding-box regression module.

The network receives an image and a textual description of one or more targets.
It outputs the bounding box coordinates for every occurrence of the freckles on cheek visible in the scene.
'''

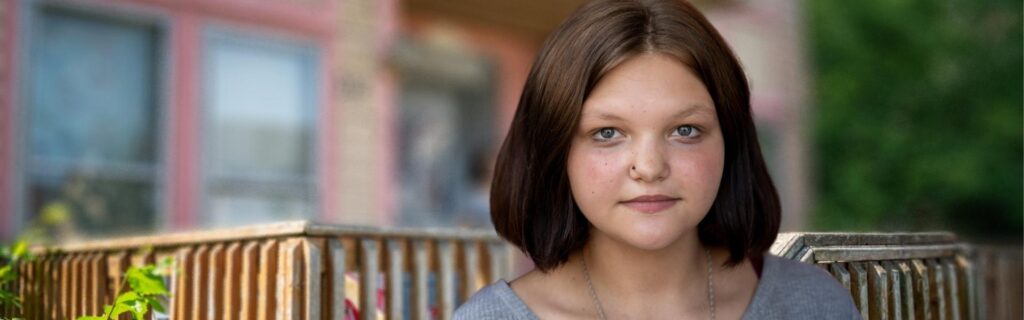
[583,151,623,189]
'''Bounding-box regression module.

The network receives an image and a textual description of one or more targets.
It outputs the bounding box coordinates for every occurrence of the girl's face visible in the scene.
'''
[567,53,725,251]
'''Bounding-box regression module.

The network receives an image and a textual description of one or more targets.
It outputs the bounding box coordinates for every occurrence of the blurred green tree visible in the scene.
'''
[808,0,1022,240]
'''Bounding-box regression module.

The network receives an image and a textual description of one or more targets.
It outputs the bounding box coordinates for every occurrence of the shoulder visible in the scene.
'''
[454,280,537,320]
[746,255,862,319]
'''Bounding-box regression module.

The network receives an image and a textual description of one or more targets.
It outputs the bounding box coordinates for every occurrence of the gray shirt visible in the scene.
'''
[453,253,862,319]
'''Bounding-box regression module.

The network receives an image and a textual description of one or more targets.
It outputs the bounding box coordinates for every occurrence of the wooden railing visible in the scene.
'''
[774,232,1022,320]
[0,221,512,320]
[1,223,1021,320]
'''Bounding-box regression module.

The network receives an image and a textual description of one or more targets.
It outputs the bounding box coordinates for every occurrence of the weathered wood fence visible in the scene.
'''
[773,232,1022,320]
[1,221,513,320]
[1,222,1021,319]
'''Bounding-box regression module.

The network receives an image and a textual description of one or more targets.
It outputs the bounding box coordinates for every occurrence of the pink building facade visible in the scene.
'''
[0,0,811,241]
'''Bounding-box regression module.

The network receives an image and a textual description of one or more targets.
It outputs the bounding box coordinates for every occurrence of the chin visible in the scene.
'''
[620,224,686,251]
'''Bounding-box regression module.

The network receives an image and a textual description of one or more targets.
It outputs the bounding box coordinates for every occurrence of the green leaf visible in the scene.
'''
[126,267,169,296]
[147,296,166,313]
[0,265,13,283]
[125,298,148,320]
[10,242,27,261]
[109,292,140,318]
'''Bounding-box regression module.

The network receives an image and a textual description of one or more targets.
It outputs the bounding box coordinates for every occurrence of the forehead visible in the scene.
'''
[582,53,715,118]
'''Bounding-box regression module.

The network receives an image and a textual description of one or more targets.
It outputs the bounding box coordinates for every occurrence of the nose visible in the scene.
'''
[629,137,670,182]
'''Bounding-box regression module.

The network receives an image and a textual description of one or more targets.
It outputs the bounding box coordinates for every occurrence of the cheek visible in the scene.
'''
[567,148,628,203]
[671,144,725,201]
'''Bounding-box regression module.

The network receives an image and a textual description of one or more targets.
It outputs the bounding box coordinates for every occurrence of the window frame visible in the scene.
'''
[199,24,322,227]
[15,0,173,237]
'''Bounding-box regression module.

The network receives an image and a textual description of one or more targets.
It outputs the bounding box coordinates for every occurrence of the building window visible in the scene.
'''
[202,28,319,227]
[25,7,162,237]
[392,37,497,228]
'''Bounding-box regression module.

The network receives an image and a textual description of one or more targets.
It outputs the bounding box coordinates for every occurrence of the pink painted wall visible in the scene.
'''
[1,0,342,236]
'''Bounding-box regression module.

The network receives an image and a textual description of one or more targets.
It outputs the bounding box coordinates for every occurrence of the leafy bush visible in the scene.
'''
[77,257,174,320]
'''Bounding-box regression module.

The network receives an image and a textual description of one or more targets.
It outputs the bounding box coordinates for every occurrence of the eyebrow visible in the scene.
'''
[584,103,714,121]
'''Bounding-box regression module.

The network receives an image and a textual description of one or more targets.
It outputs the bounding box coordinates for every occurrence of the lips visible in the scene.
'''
[621,195,680,213]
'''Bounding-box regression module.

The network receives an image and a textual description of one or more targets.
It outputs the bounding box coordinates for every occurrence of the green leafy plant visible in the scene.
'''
[77,256,175,320]
[0,241,33,314]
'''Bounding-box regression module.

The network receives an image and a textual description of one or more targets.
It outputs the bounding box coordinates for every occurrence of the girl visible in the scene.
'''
[455,0,859,319]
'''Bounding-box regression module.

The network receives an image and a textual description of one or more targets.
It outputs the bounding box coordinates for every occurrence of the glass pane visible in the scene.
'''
[29,175,154,236]
[30,9,158,164]
[206,33,315,178]
[203,30,318,225]
[207,192,311,228]
[27,8,159,236]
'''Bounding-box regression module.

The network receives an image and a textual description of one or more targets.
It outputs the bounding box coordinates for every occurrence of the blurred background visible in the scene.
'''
[0,0,1019,248]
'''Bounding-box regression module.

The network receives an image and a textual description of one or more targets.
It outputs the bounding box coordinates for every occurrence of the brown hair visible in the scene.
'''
[490,0,780,271]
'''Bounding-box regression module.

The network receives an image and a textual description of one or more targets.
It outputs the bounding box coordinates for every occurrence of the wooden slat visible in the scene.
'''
[813,245,961,262]
[79,254,92,317]
[55,254,66,319]
[257,239,280,320]
[437,240,456,320]
[942,259,961,320]
[239,241,261,320]
[849,262,870,319]
[24,258,37,319]
[881,261,903,320]
[20,259,33,319]
[191,245,211,320]
[105,252,129,298]
[207,243,226,320]
[42,255,56,319]
[386,239,405,320]
[173,246,195,320]
[91,253,107,316]
[222,242,244,320]
[303,238,323,320]
[359,238,380,320]
[60,253,73,319]
[917,260,933,320]
[829,263,852,292]
[987,251,1004,320]
[867,262,889,320]
[278,238,304,320]
[770,233,802,259]
[894,261,916,320]
[1005,252,1023,320]
[47,221,503,254]
[460,241,481,302]
[328,238,347,320]
[57,221,309,253]
[39,257,50,317]
[954,256,976,320]
[928,259,947,320]
[411,240,430,320]
[71,253,84,318]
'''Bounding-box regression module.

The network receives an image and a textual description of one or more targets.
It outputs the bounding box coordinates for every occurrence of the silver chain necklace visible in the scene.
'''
[581,247,715,320]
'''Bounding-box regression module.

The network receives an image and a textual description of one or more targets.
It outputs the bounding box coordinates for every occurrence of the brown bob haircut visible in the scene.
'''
[491,0,781,271]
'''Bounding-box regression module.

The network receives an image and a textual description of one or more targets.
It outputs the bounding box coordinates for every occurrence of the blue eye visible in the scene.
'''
[594,128,620,140]
[675,125,698,137]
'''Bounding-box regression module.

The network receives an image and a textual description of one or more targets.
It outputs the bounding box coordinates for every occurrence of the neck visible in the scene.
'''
[576,229,714,316]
